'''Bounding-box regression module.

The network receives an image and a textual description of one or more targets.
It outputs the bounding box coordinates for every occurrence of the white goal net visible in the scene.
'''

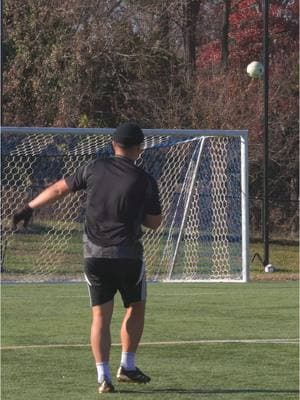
[1,127,249,282]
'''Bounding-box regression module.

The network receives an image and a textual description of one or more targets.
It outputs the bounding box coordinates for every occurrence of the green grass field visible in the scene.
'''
[1,282,299,400]
[3,225,299,280]
[250,241,299,277]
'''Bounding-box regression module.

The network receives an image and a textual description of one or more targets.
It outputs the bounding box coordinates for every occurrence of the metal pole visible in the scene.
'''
[1,0,4,126]
[262,0,270,266]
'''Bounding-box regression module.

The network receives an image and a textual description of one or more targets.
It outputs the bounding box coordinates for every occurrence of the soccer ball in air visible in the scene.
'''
[246,61,264,79]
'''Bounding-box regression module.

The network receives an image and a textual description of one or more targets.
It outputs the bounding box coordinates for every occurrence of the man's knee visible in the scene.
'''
[126,300,146,317]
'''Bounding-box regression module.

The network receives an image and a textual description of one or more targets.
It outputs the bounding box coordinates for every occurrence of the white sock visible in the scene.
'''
[96,362,111,383]
[120,351,136,371]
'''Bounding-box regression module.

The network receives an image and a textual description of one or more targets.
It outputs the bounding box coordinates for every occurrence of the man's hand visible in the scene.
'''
[143,214,162,230]
[12,205,33,229]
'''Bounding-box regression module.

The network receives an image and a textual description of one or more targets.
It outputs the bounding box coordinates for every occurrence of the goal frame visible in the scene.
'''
[1,126,249,283]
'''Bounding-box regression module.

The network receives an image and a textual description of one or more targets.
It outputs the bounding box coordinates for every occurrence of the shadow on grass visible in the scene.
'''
[118,387,299,395]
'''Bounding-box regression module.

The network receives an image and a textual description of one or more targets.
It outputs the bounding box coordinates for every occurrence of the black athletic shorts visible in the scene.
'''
[84,258,146,308]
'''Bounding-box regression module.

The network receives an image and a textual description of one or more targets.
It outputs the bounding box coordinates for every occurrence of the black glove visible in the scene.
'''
[12,205,33,229]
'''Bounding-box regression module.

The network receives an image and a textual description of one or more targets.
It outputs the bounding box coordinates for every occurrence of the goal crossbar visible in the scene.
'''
[2,126,248,138]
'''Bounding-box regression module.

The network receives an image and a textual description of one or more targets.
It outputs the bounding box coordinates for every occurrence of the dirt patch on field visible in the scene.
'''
[251,273,299,281]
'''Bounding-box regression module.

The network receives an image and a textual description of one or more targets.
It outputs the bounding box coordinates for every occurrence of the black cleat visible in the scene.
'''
[116,366,151,384]
[98,380,115,393]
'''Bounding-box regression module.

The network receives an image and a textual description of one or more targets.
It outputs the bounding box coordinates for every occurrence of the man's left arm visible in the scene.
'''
[142,176,162,231]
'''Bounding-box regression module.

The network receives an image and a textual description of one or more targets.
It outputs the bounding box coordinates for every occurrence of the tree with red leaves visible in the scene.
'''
[197,0,298,69]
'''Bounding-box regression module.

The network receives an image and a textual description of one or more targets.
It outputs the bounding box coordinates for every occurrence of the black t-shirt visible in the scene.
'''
[65,156,161,258]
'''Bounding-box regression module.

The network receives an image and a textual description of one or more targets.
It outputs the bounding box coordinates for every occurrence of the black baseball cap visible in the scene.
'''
[113,122,144,147]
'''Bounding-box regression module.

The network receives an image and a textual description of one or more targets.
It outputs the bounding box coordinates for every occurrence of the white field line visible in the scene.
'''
[2,293,227,299]
[1,338,299,350]
[2,295,89,299]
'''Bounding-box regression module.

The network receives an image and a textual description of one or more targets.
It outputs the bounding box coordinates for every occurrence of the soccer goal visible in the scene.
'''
[1,127,249,283]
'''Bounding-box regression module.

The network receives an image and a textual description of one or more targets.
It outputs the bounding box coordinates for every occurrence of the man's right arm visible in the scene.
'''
[28,179,71,209]
[12,179,71,229]
[12,163,89,229]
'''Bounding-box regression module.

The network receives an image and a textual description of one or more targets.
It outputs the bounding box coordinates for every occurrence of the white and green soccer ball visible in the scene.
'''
[246,61,264,79]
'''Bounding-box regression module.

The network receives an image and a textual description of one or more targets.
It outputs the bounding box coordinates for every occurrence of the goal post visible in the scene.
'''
[1,127,249,283]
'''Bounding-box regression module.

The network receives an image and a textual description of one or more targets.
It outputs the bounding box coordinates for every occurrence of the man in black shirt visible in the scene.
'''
[13,123,162,394]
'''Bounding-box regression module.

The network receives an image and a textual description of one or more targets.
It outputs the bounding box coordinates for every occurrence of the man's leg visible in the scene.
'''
[90,300,114,385]
[117,260,150,383]
[120,300,145,354]
[117,300,150,383]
